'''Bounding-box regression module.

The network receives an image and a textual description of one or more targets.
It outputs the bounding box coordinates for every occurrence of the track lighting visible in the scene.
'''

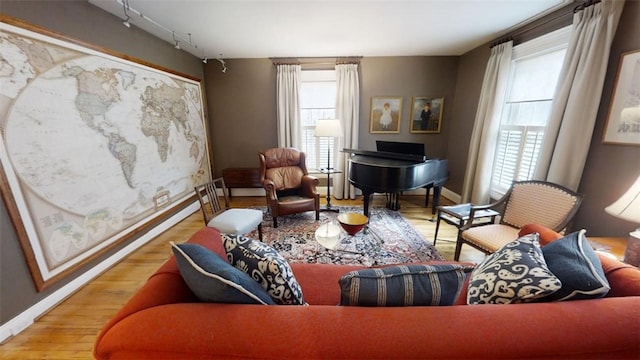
[216,54,227,73]
[202,58,208,64]
[172,32,181,50]
[121,0,131,28]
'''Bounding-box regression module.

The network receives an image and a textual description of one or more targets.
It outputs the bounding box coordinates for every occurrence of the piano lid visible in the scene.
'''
[343,148,427,162]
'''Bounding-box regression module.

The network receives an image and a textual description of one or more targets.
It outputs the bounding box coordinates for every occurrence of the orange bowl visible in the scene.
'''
[337,213,369,235]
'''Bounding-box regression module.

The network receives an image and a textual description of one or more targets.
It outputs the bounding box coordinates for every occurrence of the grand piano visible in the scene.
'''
[345,141,448,217]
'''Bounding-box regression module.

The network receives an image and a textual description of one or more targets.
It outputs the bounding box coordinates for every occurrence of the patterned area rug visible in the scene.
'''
[245,206,443,266]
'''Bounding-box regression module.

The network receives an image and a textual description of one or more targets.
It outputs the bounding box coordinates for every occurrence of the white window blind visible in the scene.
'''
[489,26,571,199]
[300,70,336,170]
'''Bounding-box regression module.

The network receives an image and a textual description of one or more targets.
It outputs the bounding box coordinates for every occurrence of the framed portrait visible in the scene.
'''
[410,97,444,133]
[602,50,640,145]
[370,96,402,133]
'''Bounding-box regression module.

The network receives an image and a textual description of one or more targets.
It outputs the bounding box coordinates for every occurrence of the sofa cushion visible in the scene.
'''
[598,252,640,297]
[222,233,305,305]
[171,242,275,305]
[339,264,474,306]
[467,233,561,304]
[518,223,563,246]
[541,230,610,301]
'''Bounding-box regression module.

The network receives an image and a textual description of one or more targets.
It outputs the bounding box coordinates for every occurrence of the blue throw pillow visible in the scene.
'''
[467,233,561,304]
[339,264,474,306]
[541,229,610,301]
[171,242,275,305]
[222,234,305,305]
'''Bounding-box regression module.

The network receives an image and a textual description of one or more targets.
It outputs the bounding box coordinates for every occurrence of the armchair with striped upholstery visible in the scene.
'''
[455,180,583,261]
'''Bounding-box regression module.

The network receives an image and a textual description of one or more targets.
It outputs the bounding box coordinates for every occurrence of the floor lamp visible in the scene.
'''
[314,119,343,211]
[605,174,640,266]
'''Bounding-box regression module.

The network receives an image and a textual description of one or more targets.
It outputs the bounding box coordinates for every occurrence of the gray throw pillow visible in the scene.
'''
[339,264,474,306]
[541,229,610,301]
[171,242,275,305]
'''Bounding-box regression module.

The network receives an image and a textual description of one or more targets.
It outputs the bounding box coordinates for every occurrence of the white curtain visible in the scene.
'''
[461,41,513,204]
[333,63,360,199]
[276,64,302,148]
[534,0,625,191]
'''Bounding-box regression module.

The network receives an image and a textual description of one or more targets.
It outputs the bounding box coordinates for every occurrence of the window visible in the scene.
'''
[490,26,571,198]
[299,70,336,170]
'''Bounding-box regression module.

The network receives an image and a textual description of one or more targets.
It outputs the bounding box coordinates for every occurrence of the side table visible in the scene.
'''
[434,203,499,245]
[319,168,341,212]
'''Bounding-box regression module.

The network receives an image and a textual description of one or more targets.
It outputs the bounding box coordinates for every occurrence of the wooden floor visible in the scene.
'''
[0,195,487,359]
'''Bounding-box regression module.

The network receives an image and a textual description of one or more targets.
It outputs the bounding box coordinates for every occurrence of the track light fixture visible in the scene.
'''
[121,0,131,28]
[202,58,208,64]
[216,54,227,73]
[172,32,181,50]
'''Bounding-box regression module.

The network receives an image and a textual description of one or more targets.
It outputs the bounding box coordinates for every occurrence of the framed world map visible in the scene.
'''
[0,18,211,290]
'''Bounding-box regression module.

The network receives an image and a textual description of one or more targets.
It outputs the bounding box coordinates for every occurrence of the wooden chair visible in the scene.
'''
[259,147,320,228]
[455,180,583,260]
[195,177,263,240]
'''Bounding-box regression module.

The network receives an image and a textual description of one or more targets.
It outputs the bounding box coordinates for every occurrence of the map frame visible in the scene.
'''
[0,16,212,291]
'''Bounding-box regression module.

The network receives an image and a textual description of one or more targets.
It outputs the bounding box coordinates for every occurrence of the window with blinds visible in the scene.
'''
[489,26,571,199]
[300,70,336,170]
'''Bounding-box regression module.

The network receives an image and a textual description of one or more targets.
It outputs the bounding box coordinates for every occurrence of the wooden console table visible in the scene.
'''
[222,168,262,197]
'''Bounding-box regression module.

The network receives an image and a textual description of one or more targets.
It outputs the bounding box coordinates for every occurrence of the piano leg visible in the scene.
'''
[385,193,401,211]
[432,186,442,214]
[362,191,372,218]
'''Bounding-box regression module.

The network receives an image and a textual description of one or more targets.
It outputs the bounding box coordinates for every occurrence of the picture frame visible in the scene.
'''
[410,97,444,133]
[370,96,402,133]
[0,19,211,290]
[602,49,640,145]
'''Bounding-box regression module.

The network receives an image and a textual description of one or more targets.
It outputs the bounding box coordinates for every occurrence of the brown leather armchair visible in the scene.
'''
[259,147,320,228]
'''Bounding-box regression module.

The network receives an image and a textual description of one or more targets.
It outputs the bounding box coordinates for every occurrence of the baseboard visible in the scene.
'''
[0,201,200,344]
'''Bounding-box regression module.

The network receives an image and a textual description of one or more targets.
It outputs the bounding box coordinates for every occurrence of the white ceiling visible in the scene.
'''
[88,0,571,60]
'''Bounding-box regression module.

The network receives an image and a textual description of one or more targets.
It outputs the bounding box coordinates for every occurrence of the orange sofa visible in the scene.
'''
[94,226,640,360]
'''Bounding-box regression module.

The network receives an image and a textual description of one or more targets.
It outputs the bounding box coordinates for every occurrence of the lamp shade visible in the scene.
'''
[605,174,640,224]
[314,119,343,137]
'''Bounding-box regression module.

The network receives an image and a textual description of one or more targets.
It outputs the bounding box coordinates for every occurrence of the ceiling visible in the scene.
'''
[88,0,571,60]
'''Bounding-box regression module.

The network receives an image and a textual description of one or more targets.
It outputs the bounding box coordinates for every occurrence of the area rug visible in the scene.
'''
[245,206,443,266]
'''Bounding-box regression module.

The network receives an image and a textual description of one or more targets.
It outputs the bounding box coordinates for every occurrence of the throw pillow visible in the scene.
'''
[467,233,561,304]
[339,264,475,307]
[541,230,610,301]
[171,242,275,305]
[222,234,305,305]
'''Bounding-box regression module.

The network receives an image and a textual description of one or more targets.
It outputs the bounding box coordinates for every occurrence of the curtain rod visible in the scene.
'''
[574,0,601,12]
[491,1,575,48]
[270,56,361,66]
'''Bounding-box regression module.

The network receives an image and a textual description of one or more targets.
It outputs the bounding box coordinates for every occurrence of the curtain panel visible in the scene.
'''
[276,64,302,148]
[534,0,625,191]
[333,63,360,199]
[461,41,513,204]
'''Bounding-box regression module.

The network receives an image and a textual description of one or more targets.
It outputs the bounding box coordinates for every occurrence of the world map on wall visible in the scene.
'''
[0,23,210,279]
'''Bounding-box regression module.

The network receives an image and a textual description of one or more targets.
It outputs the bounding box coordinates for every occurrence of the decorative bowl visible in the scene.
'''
[337,212,369,235]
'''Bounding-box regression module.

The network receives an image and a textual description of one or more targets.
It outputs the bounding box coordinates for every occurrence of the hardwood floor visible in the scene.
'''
[0,195,487,359]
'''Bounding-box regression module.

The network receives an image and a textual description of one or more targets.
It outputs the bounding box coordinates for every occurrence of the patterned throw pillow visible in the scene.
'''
[467,233,561,304]
[541,229,609,301]
[339,264,474,306]
[171,242,275,305]
[222,234,305,305]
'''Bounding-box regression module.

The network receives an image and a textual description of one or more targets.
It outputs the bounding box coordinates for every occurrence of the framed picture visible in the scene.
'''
[370,96,402,133]
[0,19,211,290]
[602,50,640,145]
[410,97,444,133]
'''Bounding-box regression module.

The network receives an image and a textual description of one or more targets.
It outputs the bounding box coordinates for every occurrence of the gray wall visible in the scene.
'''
[0,1,204,324]
[1,0,639,327]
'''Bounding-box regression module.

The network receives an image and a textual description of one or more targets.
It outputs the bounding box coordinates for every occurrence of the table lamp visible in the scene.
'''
[605,174,640,266]
[314,119,343,170]
[314,119,343,211]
